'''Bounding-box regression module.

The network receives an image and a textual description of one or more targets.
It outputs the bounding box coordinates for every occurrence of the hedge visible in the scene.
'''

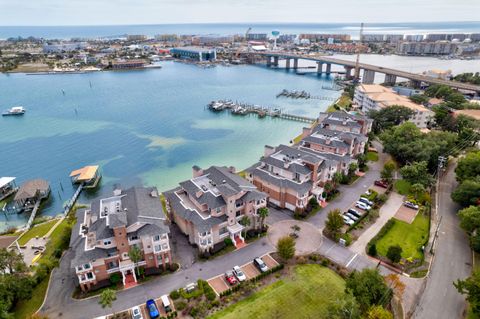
[219,263,284,297]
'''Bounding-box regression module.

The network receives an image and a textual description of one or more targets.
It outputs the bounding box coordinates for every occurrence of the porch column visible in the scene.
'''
[121,270,126,285]
[132,269,137,283]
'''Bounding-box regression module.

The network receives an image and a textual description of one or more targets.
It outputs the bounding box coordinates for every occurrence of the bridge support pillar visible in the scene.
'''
[344,66,353,80]
[411,80,422,89]
[384,74,397,86]
[266,56,272,67]
[316,62,324,75]
[362,70,376,84]
[273,56,279,67]
[325,63,332,75]
[293,58,298,70]
[286,58,291,70]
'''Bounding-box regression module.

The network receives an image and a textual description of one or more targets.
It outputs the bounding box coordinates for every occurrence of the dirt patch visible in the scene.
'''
[261,254,280,269]
[207,275,231,295]
[0,235,18,249]
[394,205,418,224]
[242,263,261,279]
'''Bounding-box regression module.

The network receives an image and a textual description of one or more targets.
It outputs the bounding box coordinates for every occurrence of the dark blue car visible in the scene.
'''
[146,299,159,319]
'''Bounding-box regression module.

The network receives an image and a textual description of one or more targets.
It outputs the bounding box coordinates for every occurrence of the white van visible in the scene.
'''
[161,294,172,313]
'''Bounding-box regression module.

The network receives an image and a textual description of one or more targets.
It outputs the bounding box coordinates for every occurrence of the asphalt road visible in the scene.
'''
[413,161,472,319]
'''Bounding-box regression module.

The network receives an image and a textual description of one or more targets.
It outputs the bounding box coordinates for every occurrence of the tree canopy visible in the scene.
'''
[451,179,480,207]
[455,269,480,315]
[276,236,296,260]
[400,161,434,188]
[368,105,414,133]
[325,209,344,240]
[455,150,480,182]
[345,269,392,312]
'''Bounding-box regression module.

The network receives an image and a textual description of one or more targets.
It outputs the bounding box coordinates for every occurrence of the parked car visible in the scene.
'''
[404,201,419,210]
[253,257,269,273]
[161,295,172,313]
[358,197,374,206]
[146,299,159,319]
[225,271,238,285]
[233,265,247,282]
[345,212,359,221]
[131,306,143,319]
[356,201,371,210]
[374,180,389,188]
[342,215,355,226]
[348,208,362,218]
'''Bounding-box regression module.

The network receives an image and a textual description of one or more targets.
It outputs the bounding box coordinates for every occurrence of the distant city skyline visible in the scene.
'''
[0,0,479,26]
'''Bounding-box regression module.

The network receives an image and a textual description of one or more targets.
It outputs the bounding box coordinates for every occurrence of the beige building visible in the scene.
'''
[354,84,434,128]
[164,166,267,253]
[70,187,171,292]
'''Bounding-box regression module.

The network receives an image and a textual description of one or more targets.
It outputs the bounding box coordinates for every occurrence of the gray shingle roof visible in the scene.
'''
[164,187,227,233]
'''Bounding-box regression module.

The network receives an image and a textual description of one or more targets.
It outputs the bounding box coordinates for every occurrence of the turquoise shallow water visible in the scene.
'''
[0,62,338,230]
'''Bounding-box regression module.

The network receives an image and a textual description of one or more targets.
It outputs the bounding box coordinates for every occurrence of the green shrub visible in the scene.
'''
[387,245,403,263]
[341,233,352,246]
[169,289,180,300]
[175,300,186,311]
[109,273,121,285]
[224,237,233,246]
[368,243,377,256]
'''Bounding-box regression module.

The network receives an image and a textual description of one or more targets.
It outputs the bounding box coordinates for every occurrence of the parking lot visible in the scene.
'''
[138,296,174,318]
[207,253,280,295]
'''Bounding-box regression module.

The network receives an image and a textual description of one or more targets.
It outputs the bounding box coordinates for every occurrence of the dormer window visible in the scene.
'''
[103,240,111,245]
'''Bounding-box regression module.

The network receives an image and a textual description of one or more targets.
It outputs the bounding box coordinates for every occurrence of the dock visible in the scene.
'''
[25,199,42,229]
[207,100,316,124]
[63,184,83,216]
[276,89,337,101]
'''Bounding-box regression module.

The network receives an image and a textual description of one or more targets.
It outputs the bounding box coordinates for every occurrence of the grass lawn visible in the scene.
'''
[337,94,352,108]
[14,272,51,319]
[394,179,412,196]
[376,213,429,261]
[366,151,379,162]
[17,219,58,246]
[208,264,346,319]
[38,217,72,264]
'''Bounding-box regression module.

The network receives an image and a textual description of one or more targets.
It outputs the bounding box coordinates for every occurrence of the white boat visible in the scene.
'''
[2,106,26,116]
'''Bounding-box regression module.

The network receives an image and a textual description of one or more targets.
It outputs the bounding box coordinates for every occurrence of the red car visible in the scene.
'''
[225,271,238,285]
[374,180,389,188]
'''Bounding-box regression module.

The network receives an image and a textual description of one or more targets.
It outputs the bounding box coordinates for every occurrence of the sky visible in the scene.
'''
[0,0,479,26]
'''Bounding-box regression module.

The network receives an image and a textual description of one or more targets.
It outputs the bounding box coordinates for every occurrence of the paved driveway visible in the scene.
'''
[267,220,322,255]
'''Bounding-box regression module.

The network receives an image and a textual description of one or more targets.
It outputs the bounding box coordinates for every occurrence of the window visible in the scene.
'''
[84,263,90,269]
[154,245,161,251]
[148,256,153,260]
[108,261,118,269]
[86,272,93,279]
[130,235,139,241]
[219,227,227,235]
[154,235,160,241]
[236,211,241,217]
[103,240,111,245]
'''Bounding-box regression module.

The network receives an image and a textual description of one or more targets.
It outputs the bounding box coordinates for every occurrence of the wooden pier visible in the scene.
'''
[63,183,83,216]
[25,199,42,229]
[207,100,316,124]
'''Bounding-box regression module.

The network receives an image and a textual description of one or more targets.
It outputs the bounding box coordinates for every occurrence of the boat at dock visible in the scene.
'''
[2,106,26,116]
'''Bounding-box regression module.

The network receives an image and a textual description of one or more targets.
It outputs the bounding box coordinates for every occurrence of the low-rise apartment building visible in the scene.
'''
[317,111,373,135]
[164,166,267,253]
[354,84,434,128]
[70,186,171,292]
[246,144,349,211]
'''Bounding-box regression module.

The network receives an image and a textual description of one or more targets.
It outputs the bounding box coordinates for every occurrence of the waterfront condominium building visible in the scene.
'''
[164,166,267,253]
[354,84,434,129]
[70,187,171,292]
[299,124,368,157]
[396,41,458,55]
[317,111,373,136]
[246,144,351,211]
[170,46,217,61]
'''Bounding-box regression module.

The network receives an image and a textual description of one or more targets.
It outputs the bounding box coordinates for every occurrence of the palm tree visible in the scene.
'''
[99,288,117,315]
[257,207,269,231]
[128,245,142,277]
[239,215,251,238]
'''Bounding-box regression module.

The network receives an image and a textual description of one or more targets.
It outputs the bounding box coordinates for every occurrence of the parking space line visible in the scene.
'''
[345,253,358,268]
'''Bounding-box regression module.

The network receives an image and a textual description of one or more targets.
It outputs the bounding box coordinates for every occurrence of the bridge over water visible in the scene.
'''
[247,52,480,94]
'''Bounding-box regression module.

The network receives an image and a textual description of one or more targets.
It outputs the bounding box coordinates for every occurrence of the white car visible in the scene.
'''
[131,306,143,319]
[356,201,371,210]
[358,196,374,206]
[342,215,354,226]
[345,212,358,221]
[233,265,247,282]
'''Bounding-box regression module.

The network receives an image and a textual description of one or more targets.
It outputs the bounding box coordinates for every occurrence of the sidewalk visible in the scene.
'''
[349,192,404,255]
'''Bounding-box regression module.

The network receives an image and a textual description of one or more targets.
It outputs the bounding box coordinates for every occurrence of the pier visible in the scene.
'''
[63,183,83,216]
[276,89,337,101]
[207,100,316,124]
